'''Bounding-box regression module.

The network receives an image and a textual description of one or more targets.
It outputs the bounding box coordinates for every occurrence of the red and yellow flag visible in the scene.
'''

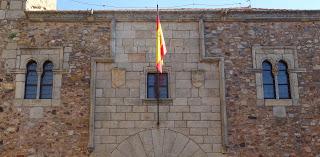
[156,15,167,73]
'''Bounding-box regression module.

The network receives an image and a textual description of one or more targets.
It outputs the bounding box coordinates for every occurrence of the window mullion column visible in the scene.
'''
[274,75,279,99]
[36,70,41,99]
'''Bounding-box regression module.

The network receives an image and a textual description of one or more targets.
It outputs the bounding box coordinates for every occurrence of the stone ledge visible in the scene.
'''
[265,99,292,107]
[142,98,173,104]
[13,99,61,107]
[25,9,320,22]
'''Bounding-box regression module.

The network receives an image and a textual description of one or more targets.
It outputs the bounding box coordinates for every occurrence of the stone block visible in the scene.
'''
[126,113,140,120]
[14,81,24,99]
[273,106,287,118]
[207,127,222,136]
[205,80,220,89]
[201,113,221,120]
[119,121,134,128]
[200,144,213,153]
[176,80,192,88]
[174,121,187,127]
[1,1,8,9]
[2,50,17,59]
[170,105,189,112]
[173,98,187,106]
[176,72,191,80]
[173,30,190,38]
[183,113,200,120]
[96,113,111,120]
[204,136,222,144]
[95,129,109,136]
[168,113,182,120]
[175,88,191,98]
[128,53,146,62]
[134,121,155,128]
[132,106,147,112]
[102,121,118,128]
[141,113,155,120]
[10,1,23,10]
[129,88,140,97]
[116,106,132,112]
[187,121,211,128]
[190,106,212,113]
[29,107,44,119]
[135,30,154,38]
[5,10,25,19]
[126,79,139,88]
[115,88,130,97]
[187,54,200,62]
[111,113,126,120]
[187,98,201,106]
[112,68,126,88]
[0,10,5,19]
[95,106,116,113]
[101,136,117,144]
[202,97,220,106]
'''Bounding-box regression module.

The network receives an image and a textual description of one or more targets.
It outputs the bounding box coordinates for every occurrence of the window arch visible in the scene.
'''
[277,61,291,99]
[24,60,38,99]
[40,61,54,99]
[262,61,276,99]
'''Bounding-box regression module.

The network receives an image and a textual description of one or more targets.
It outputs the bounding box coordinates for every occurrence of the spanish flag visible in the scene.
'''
[156,14,167,73]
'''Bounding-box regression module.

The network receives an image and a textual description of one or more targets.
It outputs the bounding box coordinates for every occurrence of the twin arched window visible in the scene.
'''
[262,60,291,99]
[24,60,53,99]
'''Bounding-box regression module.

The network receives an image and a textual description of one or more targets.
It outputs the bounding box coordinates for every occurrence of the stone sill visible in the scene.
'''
[14,99,60,107]
[265,99,292,107]
[142,98,173,105]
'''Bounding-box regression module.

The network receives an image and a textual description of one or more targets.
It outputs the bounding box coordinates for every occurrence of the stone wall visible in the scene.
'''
[205,21,320,156]
[0,6,111,156]
[91,21,223,157]
[0,8,319,157]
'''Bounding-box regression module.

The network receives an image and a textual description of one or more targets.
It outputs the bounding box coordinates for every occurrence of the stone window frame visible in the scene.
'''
[141,66,174,102]
[12,47,69,107]
[252,45,302,107]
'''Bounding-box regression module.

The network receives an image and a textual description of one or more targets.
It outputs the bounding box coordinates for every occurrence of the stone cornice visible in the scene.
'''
[25,9,320,22]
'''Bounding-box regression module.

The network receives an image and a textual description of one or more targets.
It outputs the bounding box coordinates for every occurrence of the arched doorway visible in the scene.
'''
[110,129,207,157]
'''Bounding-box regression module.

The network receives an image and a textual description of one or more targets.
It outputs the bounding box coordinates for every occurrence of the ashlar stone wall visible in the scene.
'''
[91,21,224,157]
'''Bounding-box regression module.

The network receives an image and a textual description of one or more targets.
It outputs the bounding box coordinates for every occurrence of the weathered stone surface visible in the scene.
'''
[1,7,320,157]
[112,68,126,88]
[192,70,204,88]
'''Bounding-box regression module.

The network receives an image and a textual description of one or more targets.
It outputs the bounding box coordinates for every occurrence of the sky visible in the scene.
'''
[58,0,320,10]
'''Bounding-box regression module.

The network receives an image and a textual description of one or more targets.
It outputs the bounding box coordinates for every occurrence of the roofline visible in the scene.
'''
[25,8,320,22]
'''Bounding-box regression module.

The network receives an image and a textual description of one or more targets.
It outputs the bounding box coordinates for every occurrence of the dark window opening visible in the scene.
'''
[278,61,291,99]
[24,61,38,99]
[147,73,168,99]
[262,61,276,99]
[40,61,53,99]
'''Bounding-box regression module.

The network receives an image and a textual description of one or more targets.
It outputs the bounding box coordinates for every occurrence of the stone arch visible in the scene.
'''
[110,129,207,157]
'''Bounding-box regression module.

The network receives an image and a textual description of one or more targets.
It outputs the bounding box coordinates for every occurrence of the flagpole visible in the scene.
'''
[156,4,160,126]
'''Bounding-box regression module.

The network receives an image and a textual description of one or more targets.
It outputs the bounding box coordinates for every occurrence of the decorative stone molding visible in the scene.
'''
[191,70,204,88]
[2,46,70,107]
[112,68,126,88]
[252,45,305,117]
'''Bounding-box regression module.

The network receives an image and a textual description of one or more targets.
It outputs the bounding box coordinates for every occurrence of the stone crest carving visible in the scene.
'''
[192,70,204,88]
[112,68,126,88]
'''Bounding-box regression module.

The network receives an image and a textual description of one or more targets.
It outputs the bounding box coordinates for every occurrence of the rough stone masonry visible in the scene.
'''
[0,0,319,157]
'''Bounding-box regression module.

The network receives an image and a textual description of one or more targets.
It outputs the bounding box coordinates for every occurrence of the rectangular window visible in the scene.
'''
[147,73,168,99]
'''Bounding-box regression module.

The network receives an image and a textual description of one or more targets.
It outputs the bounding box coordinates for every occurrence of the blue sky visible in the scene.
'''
[58,0,320,10]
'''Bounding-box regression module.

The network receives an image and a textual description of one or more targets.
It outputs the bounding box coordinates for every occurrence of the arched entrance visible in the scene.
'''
[110,129,207,157]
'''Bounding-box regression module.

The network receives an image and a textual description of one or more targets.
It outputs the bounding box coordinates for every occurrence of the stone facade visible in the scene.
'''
[0,1,319,157]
